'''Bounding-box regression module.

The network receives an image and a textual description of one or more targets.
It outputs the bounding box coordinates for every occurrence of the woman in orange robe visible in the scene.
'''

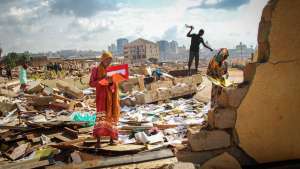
[89,51,120,147]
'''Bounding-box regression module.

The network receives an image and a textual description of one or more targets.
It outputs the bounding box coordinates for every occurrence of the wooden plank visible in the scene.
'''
[53,134,72,142]
[46,149,174,169]
[5,143,29,160]
[2,159,52,169]
[120,126,153,130]
[63,127,78,139]
[99,144,145,152]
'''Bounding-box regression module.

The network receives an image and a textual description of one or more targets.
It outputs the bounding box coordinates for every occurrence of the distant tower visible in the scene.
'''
[117,38,129,56]
[170,40,178,54]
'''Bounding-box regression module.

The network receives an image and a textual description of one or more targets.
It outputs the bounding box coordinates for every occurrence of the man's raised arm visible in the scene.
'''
[186,26,193,37]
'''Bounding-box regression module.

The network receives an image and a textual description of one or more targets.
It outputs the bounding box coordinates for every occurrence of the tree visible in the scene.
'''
[2,52,31,69]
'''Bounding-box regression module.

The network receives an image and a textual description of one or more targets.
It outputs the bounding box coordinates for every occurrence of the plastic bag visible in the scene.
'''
[70,112,96,127]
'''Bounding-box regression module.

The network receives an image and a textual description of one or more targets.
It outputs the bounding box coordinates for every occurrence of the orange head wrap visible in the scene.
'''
[100,51,113,63]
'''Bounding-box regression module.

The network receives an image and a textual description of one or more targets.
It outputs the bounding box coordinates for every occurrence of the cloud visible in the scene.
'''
[0,0,268,53]
[162,26,178,40]
[70,18,112,32]
[189,0,250,10]
[49,0,120,17]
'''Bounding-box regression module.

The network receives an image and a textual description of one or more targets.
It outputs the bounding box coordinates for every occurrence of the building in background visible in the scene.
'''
[108,43,117,56]
[157,40,170,59]
[124,38,160,64]
[169,40,178,54]
[117,38,129,56]
[156,40,180,61]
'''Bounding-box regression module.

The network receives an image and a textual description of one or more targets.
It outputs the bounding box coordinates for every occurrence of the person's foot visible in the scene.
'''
[95,142,101,148]
[109,138,117,145]
[95,137,101,148]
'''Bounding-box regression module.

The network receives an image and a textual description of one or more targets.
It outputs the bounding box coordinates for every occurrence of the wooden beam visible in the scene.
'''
[46,149,174,169]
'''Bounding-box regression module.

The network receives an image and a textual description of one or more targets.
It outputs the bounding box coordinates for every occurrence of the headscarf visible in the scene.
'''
[100,51,113,63]
[98,51,113,79]
[215,48,229,64]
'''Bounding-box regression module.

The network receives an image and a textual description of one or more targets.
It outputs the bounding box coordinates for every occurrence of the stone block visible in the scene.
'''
[201,152,242,169]
[214,108,236,129]
[33,96,54,106]
[134,90,158,104]
[56,80,83,99]
[188,129,231,151]
[27,81,43,94]
[217,86,249,108]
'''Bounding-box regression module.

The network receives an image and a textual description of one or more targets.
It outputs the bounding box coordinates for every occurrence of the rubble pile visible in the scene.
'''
[0,67,209,168]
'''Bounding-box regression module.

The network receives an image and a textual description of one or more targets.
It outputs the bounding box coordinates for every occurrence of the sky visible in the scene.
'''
[0,0,268,54]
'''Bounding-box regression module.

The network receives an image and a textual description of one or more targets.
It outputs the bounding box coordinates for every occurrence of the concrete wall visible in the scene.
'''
[236,0,300,163]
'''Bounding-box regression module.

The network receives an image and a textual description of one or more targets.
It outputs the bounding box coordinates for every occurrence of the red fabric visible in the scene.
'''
[106,64,129,79]
[93,121,118,140]
[89,67,99,88]
[89,66,107,113]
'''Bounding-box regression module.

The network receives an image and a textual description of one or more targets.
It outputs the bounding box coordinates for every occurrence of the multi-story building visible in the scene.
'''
[108,43,117,56]
[124,38,160,64]
[117,38,129,56]
[170,40,178,54]
[156,40,170,59]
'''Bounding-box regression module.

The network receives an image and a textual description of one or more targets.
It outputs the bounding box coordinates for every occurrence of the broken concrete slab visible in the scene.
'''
[32,96,54,106]
[188,129,231,151]
[56,80,84,99]
[209,108,236,129]
[27,81,44,94]
[0,88,18,98]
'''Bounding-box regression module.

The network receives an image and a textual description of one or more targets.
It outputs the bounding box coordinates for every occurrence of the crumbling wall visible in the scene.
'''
[236,0,300,163]
[179,0,300,166]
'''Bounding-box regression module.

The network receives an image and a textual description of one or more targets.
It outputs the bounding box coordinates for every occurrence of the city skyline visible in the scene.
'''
[0,0,267,54]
